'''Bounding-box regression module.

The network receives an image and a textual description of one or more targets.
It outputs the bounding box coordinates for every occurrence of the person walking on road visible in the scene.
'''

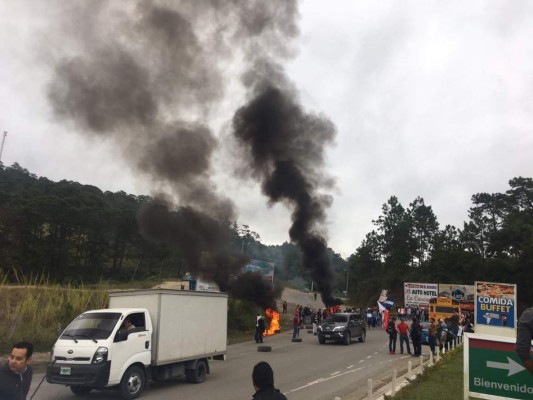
[516,307,533,376]
[387,316,398,354]
[397,318,411,355]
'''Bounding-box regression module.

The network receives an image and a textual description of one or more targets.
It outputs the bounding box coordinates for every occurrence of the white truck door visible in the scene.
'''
[109,312,151,385]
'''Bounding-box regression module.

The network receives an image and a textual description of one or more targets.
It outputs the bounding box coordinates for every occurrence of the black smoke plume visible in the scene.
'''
[232,70,336,306]
[136,197,280,307]
[46,0,333,308]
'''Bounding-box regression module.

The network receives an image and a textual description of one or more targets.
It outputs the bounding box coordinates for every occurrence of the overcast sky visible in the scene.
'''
[1,1,532,258]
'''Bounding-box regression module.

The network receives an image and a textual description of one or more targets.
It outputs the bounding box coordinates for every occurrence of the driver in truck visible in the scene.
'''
[120,317,135,331]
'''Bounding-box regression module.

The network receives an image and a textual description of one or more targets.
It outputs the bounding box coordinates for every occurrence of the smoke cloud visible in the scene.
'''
[46,0,336,308]
[231,68,337,305]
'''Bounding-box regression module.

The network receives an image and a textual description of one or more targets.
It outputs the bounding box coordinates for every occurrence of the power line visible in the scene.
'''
[0,131,7,163]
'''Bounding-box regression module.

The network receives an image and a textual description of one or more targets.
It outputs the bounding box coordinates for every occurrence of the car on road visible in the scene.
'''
[420,321,433,344]
[317,313,366,345]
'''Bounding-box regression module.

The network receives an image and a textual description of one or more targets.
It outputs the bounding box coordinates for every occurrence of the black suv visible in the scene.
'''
[317,313,366,345]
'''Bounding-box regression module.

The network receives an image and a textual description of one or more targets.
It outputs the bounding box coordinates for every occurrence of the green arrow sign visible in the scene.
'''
[465,334,533,399]
[487,357,526,377]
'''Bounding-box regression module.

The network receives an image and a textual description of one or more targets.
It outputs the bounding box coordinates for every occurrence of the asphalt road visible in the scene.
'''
[28,290,421,400]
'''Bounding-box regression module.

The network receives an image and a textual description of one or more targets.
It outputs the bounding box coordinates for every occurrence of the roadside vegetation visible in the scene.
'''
[389,347,464,400]
[0,273,263,353]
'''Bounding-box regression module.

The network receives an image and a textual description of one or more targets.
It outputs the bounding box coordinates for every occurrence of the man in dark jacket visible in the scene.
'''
[516,307,533,376]
[256,316,266,343]
[0,341,33,400]
[251,361,287,400]
[410,317,422,356]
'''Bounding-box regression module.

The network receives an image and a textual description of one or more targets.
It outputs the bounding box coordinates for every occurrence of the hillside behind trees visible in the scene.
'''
[1,163,531,308]
[0,163,346,289]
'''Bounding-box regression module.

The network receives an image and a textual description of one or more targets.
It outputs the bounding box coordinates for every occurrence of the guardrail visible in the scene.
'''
[332,335,464,400]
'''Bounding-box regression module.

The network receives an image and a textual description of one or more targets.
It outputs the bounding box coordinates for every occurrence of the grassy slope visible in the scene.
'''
[391,347,464,400]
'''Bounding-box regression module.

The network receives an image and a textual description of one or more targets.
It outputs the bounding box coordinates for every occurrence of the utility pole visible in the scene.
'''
[0,131,7,163]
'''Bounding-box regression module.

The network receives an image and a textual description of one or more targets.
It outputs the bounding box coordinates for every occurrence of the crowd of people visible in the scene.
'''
[2,304,533,400]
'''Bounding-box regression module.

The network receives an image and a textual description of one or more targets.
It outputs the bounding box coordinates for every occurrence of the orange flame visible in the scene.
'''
[264,308,280,336]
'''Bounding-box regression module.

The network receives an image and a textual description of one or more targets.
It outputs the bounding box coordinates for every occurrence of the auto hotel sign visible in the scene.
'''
[404,282,438,308]
[475,281,517,338]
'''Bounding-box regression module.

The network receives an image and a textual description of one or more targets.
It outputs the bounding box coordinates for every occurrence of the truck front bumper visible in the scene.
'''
[46,361,111,387]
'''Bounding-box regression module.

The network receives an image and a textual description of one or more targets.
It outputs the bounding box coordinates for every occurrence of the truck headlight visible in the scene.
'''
[49,347,55,363]
[91,347,108,364]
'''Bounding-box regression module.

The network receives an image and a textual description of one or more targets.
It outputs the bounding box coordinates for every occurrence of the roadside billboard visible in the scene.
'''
[474,281,517,338]
[464,333,533,400]
[243,259,275,283]
[404,282,438,308]
[439,284,475,311]
[439,284,475,302]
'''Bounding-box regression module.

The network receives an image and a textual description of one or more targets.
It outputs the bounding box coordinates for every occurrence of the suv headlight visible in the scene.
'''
[333,326,347,332]
[91,347,108,364]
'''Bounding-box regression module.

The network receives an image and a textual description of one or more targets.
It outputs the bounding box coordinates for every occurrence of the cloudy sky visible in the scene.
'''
[1,1,532,258]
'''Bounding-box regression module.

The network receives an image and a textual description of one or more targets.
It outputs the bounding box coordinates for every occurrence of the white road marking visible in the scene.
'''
[284,368,364,395]
[358,360,364,363]
[331,371,341,376]
[347,365,354,369]
[366,355,372,359]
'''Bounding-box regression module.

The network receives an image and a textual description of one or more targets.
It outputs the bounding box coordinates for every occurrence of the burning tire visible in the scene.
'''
[292,338,302,343]
[257,345,272,352]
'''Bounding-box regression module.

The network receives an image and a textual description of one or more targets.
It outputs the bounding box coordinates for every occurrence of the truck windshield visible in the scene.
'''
[61,312,121,340]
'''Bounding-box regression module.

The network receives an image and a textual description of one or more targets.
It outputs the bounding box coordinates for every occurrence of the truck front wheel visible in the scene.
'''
[186,360,207,384]
[120,366,145,399]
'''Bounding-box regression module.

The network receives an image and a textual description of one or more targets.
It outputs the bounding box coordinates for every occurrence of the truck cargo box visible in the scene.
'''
[109,289,227,365]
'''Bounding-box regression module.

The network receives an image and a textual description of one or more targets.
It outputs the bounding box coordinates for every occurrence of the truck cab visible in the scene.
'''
[46,289,228,399]
[47,308,152,398]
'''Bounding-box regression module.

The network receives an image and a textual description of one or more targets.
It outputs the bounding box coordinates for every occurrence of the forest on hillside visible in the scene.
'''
[347,177,533,308]
[0,163,346,288]
[1,163,532,307]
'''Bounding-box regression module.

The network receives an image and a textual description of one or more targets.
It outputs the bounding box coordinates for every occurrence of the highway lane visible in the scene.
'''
[29,327,421,400]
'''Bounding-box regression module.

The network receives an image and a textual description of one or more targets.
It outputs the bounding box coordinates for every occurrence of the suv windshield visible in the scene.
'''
[61,312,121,340]
[326,315,348,323]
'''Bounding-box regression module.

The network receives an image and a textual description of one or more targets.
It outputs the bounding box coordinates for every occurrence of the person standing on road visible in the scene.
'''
[292,313,300,339]
[410,317,422,356]
[256,316,266,344]
[516,307,533,376]
[0,341,33,400]
[282,301,287,314]
[251,361,287,400]
[397,318,411,355]
[428,318,437,356]
[387,316,398,354]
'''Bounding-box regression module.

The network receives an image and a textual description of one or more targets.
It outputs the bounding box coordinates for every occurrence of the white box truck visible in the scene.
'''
[46,289,227,399]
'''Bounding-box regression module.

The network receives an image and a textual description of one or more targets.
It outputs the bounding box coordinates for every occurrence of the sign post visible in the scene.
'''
[464,333,533,399]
